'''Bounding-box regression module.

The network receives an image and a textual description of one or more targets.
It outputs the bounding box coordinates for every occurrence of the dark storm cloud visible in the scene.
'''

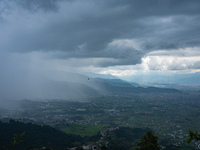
[0,0,200,67]
[15,0,60,12]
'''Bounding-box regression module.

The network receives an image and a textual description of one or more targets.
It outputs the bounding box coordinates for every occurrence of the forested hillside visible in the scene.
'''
[0,120,83,150]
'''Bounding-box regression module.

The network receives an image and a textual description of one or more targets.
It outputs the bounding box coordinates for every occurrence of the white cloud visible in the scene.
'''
[98,69,137,77]
[141,49,200,71]
[95,47,200,77]
[190,69,200,73]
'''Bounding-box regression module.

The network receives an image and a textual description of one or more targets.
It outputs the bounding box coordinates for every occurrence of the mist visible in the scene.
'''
[0,51,97,104]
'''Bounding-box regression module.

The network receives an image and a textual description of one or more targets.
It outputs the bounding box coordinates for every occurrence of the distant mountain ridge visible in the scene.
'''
[86,78,180,94]
[0,71,180,100]
[40,73,181,98]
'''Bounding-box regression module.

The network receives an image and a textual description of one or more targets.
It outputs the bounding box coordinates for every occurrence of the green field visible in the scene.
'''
[58,124,106,137]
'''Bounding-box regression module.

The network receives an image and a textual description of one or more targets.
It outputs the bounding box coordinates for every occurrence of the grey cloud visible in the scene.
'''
[142,41,178,51]
[167,61,200,70]
[189,61,200,69]
[14,0,60,12]
[0,0,200,67]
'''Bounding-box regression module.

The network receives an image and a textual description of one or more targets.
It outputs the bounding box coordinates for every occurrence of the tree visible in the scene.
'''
[186,130,200,143]
[8,131,26,150]
[136,130,160,150]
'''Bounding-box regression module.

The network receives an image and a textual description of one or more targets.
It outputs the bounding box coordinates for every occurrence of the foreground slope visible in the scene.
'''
[0,120,83,150]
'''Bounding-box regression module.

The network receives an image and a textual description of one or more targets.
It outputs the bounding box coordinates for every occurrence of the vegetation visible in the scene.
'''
[186,130,200,143]
[136,130,160,150]
[104,127,149,150]
[57,124,105,137]
[0,120,83,150]
[7,131,26,150]
[1,119,199,150]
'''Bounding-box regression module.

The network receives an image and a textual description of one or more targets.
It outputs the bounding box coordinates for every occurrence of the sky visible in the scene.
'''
[0,0,200,100]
